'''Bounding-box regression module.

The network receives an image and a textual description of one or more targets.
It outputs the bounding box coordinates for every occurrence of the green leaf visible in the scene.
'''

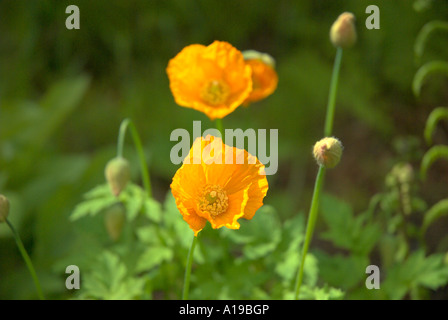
[143,197,162,223]
[420,145,448,180]
[135,246,173,273]
[275,252,300,283]
[32,75,91,151]
[221,205,282,260]
[192,259,270,300]
[424,107,448,145]
[383,250,448,299]
[414,21,448,63]
[315,252,369,290]
[416,254,448,290]
[319,193,381,256]
[162,191,194,249]
[82,251,145,300]
[320,194,354,250]
[299,284,344,300]
[1,76,89,151]
[422,199,448,233]
[242,209,282,259]
[412,61,448,97]
[351,216,382,256]
[413,0,434,13]
[70,185,118,221]
[136,225,160,244]
[273,214,306,284]
[84,183,112,199]
[119,183,145,221]
[302,254,319,287]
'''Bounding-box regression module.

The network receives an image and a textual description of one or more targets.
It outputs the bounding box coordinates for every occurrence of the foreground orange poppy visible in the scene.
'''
[170,136,269,236]
[166,41,253,120]
[243,51,278,105]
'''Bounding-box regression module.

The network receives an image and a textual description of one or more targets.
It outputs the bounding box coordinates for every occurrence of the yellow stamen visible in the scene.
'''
[199,184,229,217]
[200,80,230,106]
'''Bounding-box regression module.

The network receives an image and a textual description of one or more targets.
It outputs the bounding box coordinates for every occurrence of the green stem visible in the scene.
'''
[182,234,198,300]
[324,47,343,137]
[117,118,153,198]
[215,118,224,141]
[293,166,326,299]
[6,219,45,300]
[293,47,343,300]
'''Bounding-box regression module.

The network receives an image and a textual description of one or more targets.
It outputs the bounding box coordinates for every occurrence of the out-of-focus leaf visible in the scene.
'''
[24,75,90,151]
[424,107,448,145]
[70,197,118,221]
[40,75,90,111]
[135,246,173,273]
[298,284,344,300]
[420,145,448,180]
[119,183,145,221]
[162,191,194,249]
[315,252,369,290]
[320,193,381,256]
[0,101,40,140]
[413,61,448,97]
[414,21,448,63]
[383,250,448,299]
[422,199,448,233]
[81,251,145,300]
[84,184,111,199]
[222,205,282,260]
[143,197,162,223]
[273,214,305,283]
[413,0,434,13]
[70,184,118,221]
[136,225,160,245]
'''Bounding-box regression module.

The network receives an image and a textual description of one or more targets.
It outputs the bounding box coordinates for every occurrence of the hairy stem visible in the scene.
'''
[294,47,343,299]
[293,166,326,299]
[324,47,343,137]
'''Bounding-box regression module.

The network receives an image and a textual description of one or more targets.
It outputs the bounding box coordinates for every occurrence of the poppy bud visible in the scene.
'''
[0,194,10,223]
[313,137,343,168]
[330,12,357,49]
[105,157,131,197]
[104,204,126,241]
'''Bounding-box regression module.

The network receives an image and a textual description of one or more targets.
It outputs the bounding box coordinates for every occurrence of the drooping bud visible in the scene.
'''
[0,194,10,223]
[104,203,126,241]
[330,12,357,49]
[105,157,131,197]
[313,137,343,168]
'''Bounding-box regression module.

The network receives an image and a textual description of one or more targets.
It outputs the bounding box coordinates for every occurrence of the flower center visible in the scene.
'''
[200,80,230,106]
[198,184,229,217]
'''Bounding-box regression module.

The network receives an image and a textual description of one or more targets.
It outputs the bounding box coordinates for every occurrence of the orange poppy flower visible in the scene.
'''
[166,41,253,120]
[242,50,278,105]
[170,136,269,236]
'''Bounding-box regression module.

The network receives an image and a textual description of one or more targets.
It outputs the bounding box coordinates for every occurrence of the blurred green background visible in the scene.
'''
[1,0,448,299]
